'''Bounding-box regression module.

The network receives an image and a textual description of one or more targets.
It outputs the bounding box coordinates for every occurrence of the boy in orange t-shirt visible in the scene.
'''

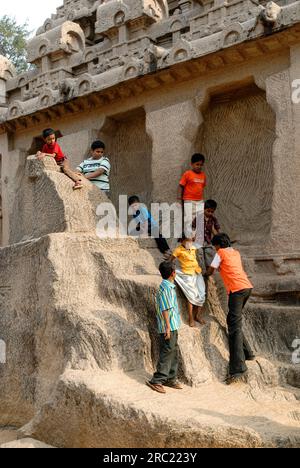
[205,233,255,385]
[177,153,206,244]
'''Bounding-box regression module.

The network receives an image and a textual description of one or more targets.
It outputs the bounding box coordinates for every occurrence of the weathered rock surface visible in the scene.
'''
[0,428,19,446]
[0,158,299,448]
[0,438,54,449]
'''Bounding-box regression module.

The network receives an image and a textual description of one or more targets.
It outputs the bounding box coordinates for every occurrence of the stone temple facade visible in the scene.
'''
[0,0,300,448]
[1,1,300,266]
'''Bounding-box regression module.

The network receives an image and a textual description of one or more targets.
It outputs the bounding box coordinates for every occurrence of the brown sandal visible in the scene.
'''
[164,381,183,390]
[146,381,166,393]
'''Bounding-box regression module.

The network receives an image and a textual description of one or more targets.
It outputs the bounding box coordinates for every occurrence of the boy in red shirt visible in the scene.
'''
[177,153,206,243]
[36,128,83,190]
[205,233,255,385]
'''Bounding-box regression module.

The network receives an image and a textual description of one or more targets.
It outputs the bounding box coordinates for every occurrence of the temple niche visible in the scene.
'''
[99,108,153,208]
[197,83,276,247]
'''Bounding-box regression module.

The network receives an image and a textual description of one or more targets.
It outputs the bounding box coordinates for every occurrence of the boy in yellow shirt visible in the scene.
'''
[170,235,206,327]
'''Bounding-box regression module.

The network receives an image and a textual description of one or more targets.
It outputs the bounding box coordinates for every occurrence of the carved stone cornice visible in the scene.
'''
[1,21,300,135]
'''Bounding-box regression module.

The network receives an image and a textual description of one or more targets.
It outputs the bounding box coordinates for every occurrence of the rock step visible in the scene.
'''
[19,369,300,448]
[244,303,300,364]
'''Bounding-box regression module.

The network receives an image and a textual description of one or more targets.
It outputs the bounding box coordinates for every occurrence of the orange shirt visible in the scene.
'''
[213,248,253,294]
[180,170,206,201]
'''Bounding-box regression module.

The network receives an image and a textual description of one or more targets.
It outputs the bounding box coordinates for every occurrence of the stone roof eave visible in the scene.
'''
[1,21,300,135]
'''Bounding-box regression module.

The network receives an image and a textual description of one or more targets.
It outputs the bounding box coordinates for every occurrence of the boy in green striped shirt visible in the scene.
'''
[76,140,111,194]
[146,261,183,394]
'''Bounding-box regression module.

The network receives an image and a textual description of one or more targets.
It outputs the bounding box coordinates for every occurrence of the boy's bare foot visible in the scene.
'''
[195,316,205,325]
[189,320,196,327]
[73,180,83,190]
[194,306,206,325]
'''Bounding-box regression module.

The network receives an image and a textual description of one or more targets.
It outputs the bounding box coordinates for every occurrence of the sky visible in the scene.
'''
[1,0,64,36]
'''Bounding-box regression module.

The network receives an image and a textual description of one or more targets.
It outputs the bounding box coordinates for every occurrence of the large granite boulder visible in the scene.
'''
[0,157,299,447]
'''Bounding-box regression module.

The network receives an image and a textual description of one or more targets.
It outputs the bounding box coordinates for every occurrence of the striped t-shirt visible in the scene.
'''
[77,156,111,191]
[155,280,181,334]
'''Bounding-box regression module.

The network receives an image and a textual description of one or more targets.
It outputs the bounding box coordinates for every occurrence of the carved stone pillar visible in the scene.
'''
[145,99,202,203]
[0,132,26,246]
[0,56,15,106]
[0,79,6,106]
[254,65,297,253]
[289,44,300,250]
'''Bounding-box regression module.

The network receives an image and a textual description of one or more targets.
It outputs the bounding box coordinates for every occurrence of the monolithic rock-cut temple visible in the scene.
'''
[0,0,300,448]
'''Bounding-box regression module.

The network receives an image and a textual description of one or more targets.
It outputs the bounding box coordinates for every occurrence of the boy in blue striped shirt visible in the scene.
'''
[146,262,183,393]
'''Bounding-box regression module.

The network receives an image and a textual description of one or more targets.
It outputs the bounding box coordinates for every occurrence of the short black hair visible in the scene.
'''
[159,261,175,280]
[179,233,193,242]
[128,195,140,206]
[91,140,105,151]
[205,199,217,210]
[212,233,231,249]
[43,128,55,139]
[191,153,205,164]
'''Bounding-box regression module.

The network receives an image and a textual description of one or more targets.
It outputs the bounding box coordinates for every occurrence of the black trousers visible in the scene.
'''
[147,225,170,254]
[151,331,179,384]
[154,234,170,254]
[227,288,254,376]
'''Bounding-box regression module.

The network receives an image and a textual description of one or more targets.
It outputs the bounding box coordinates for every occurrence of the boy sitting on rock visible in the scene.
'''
[36,128,83,190]
[76,140,111,195]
